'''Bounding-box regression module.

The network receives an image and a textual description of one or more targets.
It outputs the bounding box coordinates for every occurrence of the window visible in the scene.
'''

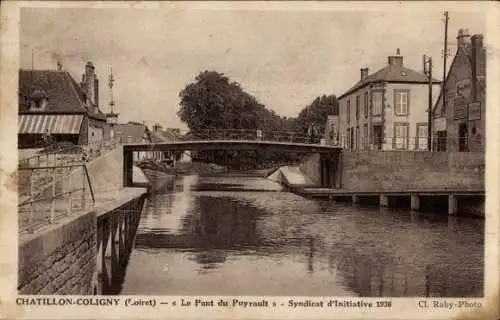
[393,123,409,150]
[363,124,368,150]
[347,100,351,123]
[364,92,369,118]
[416,124,428,150]
[355,126,360,150]
[29,98,48,110]
[346,128,350,148]
[350,127,354,150]
[372,91,383,116]
[355,96,360,121]
[394,89,409,116]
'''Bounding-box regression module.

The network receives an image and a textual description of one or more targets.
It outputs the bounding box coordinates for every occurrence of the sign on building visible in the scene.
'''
[468,102,481,120]
[454,104,467,120]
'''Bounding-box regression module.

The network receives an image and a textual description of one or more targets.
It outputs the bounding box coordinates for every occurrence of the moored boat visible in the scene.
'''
[136,159,177,193]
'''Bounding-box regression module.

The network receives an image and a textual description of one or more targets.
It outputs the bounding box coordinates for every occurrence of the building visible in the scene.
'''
[336,50,441,151]
[114,122,166,162]
[18,61,109,149]
[432,29,486,152]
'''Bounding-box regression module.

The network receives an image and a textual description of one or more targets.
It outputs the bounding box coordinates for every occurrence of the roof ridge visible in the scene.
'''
[339,63,440,99]
[62,71,89,114]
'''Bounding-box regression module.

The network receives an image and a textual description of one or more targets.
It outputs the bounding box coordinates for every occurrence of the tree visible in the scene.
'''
[178,70,292,169]
[293,94,339,141]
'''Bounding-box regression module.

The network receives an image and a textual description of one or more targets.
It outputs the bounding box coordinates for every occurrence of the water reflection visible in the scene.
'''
[121,175,484,297]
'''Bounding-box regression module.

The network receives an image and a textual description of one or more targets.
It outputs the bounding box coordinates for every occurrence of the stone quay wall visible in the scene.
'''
[341,151,484,192]
[299,153,321,186]
[299,151,484,192]
[18,210,97,295]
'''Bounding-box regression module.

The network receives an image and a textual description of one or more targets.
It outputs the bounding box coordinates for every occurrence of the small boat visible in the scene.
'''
[136,159,177,193]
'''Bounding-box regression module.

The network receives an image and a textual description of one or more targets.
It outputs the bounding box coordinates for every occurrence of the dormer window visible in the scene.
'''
[28,89,48,111]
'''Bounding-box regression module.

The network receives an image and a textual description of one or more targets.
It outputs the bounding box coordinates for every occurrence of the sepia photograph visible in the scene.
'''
[0,1,499,319]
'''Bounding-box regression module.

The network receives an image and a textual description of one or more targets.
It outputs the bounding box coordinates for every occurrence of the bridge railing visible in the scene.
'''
[178,129,330,145]
[18,164,95,235]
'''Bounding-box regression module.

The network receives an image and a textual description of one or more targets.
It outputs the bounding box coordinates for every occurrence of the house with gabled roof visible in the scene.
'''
[18,61,109,149]
[337,50,441,151]
[432,29,486,153]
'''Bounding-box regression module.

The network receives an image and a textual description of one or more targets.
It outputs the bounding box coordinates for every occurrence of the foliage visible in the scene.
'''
[177,71,338,169]
[293,94,339,138]
[178,71,285,131]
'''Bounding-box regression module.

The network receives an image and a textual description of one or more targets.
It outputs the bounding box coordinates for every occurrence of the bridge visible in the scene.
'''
[122,129,342,187]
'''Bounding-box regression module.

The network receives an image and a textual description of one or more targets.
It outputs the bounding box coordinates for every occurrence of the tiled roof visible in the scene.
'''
[339,63,440,99]
[115,122,151,142]
[149,131,166,143]
[18,69,107,121]
[19,69,88,114]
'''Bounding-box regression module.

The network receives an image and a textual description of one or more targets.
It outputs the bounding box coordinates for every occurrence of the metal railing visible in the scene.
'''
[330,136,480,152]
[170,129,327,145]
[18,164,95,234]
[19,137,123,168]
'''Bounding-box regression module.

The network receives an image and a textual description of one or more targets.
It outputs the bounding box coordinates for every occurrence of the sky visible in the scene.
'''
[19,3,487,130]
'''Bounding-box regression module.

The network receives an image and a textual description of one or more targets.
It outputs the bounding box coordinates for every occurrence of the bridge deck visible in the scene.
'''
[122,139,341,153]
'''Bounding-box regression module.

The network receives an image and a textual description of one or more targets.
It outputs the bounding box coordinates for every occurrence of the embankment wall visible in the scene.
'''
[299,154,321,185]
[18,211,97,295]
[341,151,484,192]
[299,151,484,192]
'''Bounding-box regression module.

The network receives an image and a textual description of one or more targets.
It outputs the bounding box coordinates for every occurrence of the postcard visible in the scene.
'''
[0,1,499,319]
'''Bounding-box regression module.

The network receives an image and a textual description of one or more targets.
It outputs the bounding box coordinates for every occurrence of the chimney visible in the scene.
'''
[360,68,369,81]
[471,34,484,100]
[94,77,99,109]
[457,28,471,48]
[387,48,403,66]
[84,61,96,107]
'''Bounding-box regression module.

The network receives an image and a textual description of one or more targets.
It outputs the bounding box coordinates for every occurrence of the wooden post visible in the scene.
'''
[123,150,134,187]
[380,195,389,207]
[50,167,56,223]
[67,167,73,215]
[410,195,420,211]
[448,194,457,215]
[28,169,34,234]
[81,166,86,211]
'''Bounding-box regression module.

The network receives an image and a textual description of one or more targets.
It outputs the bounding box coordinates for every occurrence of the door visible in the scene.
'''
[437,131,447,151]
[458,123,468,152]
[373,125,382,150]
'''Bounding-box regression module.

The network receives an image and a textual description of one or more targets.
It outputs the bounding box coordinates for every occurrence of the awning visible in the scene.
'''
[18,114,83,135]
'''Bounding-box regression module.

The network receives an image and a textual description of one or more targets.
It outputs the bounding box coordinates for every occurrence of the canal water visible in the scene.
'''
[120,175,484,297]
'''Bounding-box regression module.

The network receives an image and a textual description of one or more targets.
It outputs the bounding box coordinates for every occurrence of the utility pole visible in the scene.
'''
[442,11,449,118]
[423,55,433,151]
